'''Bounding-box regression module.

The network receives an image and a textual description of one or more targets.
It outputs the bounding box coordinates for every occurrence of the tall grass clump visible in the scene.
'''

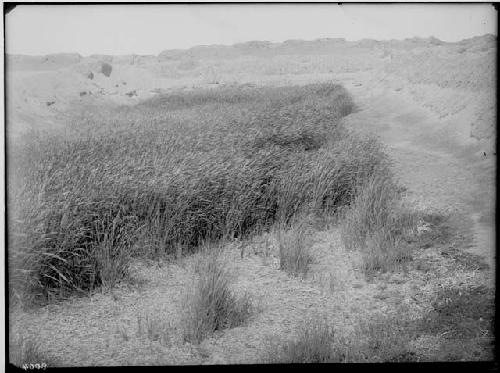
[182,247,252,344]
[8,144,136,302]
[8,82,390,302]
[276,220,314,278]
[340,166,417,274]
[264,316,344,363]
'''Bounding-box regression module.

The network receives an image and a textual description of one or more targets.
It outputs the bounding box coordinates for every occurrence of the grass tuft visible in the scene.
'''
[264,316,343,363]
[340,166,417,275]
[276,221,314,278]
[182,247,253,344]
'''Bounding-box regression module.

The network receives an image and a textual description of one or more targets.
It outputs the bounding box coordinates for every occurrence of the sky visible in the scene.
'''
[5,3,498,56]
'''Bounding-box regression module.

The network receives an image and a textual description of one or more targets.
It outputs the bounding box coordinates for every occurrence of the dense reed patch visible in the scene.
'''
[9,83,391,302]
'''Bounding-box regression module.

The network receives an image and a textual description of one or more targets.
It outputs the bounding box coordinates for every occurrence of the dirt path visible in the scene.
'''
[342,80,496,278]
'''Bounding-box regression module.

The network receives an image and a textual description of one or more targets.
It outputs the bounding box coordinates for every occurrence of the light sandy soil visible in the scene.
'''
[8,36,496,365]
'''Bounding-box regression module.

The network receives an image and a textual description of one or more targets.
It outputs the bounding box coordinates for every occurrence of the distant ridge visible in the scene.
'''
[7,34,495,60]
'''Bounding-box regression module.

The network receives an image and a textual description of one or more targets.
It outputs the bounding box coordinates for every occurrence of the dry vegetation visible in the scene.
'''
[8,76,493,365]
[263,310,418,363]
[264,316,342,363]
[9,335,58,368]
[277,220,314,278]
[10,83,401,305]
[340,166,418,275]
[182,247,253,344]
[264,288,495,364]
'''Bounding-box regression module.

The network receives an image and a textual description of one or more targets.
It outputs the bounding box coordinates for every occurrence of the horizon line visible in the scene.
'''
[6,33,497,58]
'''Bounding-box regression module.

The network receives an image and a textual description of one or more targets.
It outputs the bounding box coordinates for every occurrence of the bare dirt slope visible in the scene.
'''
[7,35,496,150]
[342,77,495,275]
